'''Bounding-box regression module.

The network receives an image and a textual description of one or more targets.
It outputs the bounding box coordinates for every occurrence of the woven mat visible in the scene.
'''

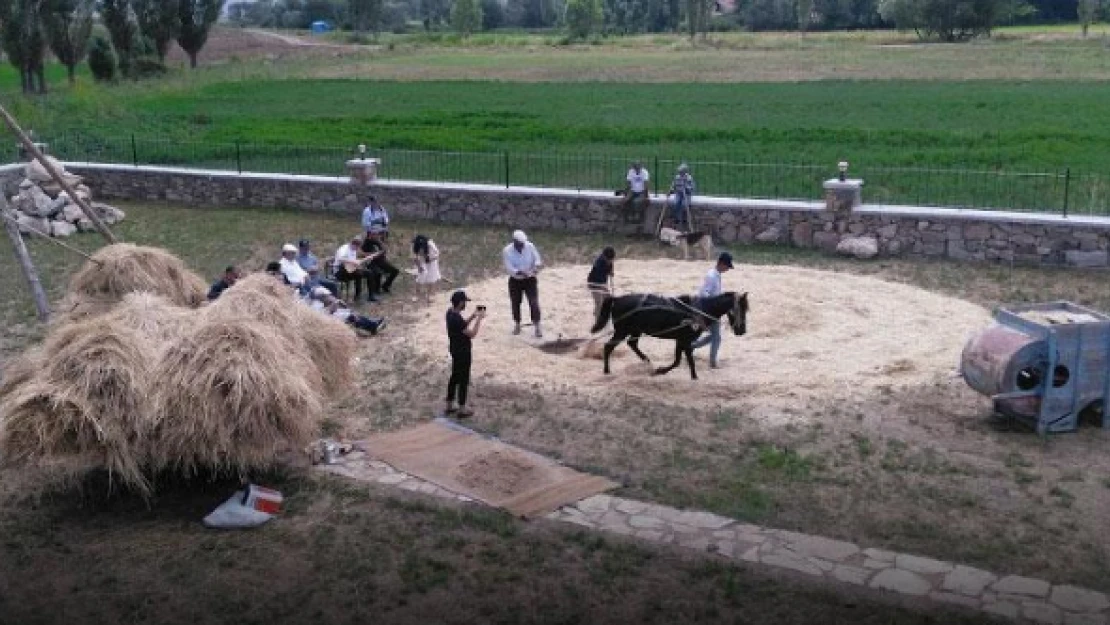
[363,420,618,519]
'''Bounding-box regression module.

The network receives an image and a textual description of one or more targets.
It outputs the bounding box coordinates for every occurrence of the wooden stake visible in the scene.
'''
[1,198,50,322]
[0,103,117,244]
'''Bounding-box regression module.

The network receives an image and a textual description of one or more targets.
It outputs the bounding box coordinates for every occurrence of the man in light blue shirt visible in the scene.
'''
[361,196,389,239]
[296,239,338,297]
[502,229,544,337]
[691,252,733,369]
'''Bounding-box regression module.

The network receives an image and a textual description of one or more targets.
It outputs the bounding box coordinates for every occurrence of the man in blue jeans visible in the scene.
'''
[691,252,733,369]
[667,163,695,229]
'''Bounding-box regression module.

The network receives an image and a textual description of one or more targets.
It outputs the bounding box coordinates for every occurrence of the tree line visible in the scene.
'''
[2,0,223,93]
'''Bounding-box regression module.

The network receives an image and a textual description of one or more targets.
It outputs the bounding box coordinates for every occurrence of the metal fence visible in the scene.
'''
[43,132,1110,216]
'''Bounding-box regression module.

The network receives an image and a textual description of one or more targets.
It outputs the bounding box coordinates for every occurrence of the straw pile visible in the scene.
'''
[68,243,208,309]
[0,248,358,496]
[0,318,155,493]
[149,319,323,476]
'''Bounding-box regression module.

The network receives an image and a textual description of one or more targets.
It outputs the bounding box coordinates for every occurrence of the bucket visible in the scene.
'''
[241,484,283,515]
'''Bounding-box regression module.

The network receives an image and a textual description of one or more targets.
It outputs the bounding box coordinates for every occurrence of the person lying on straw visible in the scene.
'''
[308,287,388,335]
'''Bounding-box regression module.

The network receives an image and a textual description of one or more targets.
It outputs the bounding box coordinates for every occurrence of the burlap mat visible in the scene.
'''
[363,420,618,519]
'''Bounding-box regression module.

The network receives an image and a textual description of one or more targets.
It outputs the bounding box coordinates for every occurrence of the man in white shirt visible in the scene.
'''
[502,229,544,337]
[279,243,309,294]
[623,161,650,216]
[690,252,734,369]
[333,235,378,303]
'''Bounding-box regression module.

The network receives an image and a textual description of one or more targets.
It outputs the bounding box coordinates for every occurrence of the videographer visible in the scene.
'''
[445,290,485,418]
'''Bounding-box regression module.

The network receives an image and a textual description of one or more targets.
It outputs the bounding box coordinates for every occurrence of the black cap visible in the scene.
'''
[718,252,734,269]
[451,290,471,305]
[298,239,310,248]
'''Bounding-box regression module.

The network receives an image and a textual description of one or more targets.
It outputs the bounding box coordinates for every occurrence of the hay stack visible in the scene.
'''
[209,274,357,395]
[101,292,197,344]
[0,348,42,404]
[0,318,155,493]
[68,243,208,309]
[149,319,323,476]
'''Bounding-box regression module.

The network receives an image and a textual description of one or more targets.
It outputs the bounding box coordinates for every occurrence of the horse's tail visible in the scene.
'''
[591,295,614,334]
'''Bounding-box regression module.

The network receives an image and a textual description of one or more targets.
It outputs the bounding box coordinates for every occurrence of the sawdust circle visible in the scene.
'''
[408,260,991,416]
[453,450,543,498]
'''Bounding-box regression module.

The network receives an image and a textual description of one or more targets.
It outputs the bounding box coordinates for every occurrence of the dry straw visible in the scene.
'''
[0,317,156,494]
[100,292,197,344]
[149,319,323,478]
[68,243,208,309]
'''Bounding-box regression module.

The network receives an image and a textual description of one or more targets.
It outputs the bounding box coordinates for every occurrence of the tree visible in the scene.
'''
[41,0,92,84]
[420,0,449,28]
[797,0,812,30]
[878,0,1002,41]
[349,0,383,34]
[565,0,600,37]
[87,33,117,80]
[100,0,137,75]
[450,0,481,34]
[1078,0,1098,35]
[480,0,503,28]
[0,0,49,93]
[134,0,180,62]
[176,0,222,68]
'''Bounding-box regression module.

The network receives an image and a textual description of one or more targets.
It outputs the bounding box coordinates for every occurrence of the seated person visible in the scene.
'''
[308,287,388,335]
[296,238,339,297]
[360,230,400,295]
[333,235,380,303]
[207,265,241,301]
[279,243,311,295]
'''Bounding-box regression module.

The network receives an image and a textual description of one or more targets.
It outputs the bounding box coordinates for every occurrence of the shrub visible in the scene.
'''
[566,0,602,39]
[87,35,117,81]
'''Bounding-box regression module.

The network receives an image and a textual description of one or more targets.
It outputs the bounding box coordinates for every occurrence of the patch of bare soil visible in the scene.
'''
[164,28,365,64]
[454,450,542,498]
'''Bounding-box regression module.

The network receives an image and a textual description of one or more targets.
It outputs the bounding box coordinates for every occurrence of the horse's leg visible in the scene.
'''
[684,341,698,380]
[627,334,651,364]
[603,328,628,375]
[654,341,684,376]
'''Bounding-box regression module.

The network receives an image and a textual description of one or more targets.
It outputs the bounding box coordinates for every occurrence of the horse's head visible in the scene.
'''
[726,292,748,336]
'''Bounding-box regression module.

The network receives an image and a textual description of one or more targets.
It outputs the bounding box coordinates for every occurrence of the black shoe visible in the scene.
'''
[372,318,387,334]
[367,295,381,303]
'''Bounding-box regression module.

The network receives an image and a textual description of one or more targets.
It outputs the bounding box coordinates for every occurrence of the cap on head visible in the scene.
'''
[512,230,527,243]
[718,252,734,269]
[451,290,471,305]
[298,239,310,249]
[678,163,689,173]
[312,286,330,298]
[282,243,297,254]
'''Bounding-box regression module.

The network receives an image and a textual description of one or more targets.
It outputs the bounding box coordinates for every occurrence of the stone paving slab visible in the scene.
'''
[318,450,1110,625]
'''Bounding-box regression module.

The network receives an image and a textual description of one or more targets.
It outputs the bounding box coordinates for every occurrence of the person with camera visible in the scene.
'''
[445,290,485,418]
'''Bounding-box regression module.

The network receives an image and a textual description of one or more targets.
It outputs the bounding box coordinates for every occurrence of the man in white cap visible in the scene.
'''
[279,243,310,294]
[502,229,544,337]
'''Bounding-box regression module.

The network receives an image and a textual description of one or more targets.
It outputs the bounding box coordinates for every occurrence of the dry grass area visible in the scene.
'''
[2,202,1110,622]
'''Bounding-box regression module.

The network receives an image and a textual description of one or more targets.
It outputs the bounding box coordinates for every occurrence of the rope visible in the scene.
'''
[1,210,103,265]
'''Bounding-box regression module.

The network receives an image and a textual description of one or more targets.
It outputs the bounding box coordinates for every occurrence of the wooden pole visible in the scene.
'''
[0,103,117,244]
[1,199,50,322]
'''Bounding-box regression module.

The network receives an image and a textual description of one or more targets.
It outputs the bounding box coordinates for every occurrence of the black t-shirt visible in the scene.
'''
[207,278,232,301]
[586,254,612,285]
[447,309,471,355]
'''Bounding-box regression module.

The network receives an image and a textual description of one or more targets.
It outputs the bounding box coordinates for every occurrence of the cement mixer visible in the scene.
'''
[960,302,1110,434]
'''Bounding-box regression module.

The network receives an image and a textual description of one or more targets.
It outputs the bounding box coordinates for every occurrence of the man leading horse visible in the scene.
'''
[590,264,748,380]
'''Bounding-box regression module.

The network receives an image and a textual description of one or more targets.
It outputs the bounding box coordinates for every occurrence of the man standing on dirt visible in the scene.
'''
[691,252,733,369]
[586,246,616,323]
[623,161,650,215]
[446,290,485,418]
[503,229,544,338]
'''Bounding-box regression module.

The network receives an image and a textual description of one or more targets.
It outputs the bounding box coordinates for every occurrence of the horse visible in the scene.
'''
[590,291,748,380]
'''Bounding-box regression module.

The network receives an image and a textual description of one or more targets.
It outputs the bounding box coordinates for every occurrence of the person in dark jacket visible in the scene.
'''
[207,266,240,301]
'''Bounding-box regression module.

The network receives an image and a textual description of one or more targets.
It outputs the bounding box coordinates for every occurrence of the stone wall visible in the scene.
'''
[65,163,1110,268]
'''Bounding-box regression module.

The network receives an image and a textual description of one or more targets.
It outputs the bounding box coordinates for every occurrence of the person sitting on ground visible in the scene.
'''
[279,243,310,294]
[361,230,400,295]
[265,261,282,279]
[666,163,695,230]
[308,287,388,335]
[207,265,241,301]
[361,196,390,240]
[586,247,615,322]
[411,234,442,303]
[296,239,339,297]
[333,235,379,303]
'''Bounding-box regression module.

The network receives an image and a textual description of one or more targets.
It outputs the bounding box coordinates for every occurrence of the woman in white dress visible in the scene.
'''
[411,234,441,303]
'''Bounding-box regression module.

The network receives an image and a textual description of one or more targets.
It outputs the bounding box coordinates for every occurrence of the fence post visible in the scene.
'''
[654,156,659,195]
[504,150,509,188]
[131,133,138,167]
[236,141,242,174]
[1063,168,1070,218]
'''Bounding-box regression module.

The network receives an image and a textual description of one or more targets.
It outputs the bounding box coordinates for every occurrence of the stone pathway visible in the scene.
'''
[317,449,1108,625]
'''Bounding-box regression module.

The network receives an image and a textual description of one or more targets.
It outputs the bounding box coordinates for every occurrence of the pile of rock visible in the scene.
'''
[7,155,125,238]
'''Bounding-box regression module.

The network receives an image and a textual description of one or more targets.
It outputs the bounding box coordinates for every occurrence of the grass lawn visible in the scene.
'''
[4,202,1110,601]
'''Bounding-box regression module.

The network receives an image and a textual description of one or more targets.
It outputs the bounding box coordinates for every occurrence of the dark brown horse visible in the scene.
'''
[590,292,748,380]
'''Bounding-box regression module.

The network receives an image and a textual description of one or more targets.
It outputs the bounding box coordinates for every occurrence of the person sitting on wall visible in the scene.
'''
[623,161,651,217]
[296,238,339,297]
[361,196,390,241]
[360,230,400,295]
[207,265,241,301]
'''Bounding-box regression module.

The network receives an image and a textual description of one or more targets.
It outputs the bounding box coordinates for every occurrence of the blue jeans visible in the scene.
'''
[671,195,689,225]
[691,321,721,366]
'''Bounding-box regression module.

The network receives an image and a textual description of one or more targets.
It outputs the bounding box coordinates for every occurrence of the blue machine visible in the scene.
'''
[961,301,1110,434]
[310,21,333,33]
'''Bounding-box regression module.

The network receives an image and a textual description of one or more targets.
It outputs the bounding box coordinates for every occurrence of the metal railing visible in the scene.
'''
[42,131,1110,216]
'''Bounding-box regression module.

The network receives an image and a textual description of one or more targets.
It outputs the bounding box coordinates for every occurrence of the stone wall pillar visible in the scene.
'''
[346,158,379,185]
[823,179,863,213]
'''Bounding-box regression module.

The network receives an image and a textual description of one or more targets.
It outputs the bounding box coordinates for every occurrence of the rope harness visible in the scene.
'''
[608,293,728,339]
